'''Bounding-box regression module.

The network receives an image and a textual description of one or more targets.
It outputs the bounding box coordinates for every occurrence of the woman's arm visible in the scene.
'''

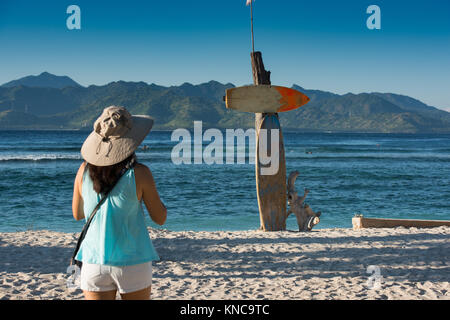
[72,161,86,221]
[135,163,167,226]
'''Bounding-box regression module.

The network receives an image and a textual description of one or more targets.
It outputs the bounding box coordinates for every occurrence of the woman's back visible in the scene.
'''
[75,165,160,266]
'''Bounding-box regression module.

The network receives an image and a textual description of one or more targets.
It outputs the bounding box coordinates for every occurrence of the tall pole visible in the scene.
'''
[250,0,255,53]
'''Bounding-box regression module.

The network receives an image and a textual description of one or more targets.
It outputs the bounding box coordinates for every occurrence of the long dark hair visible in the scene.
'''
[88,153,137,195]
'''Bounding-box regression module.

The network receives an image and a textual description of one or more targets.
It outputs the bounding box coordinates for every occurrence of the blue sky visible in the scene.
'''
[1,0,449,110]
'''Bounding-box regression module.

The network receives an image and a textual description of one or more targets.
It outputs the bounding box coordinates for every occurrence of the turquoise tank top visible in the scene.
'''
[75,166,160,266]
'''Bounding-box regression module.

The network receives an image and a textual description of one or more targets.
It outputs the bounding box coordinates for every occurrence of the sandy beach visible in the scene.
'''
[0,226,448,300]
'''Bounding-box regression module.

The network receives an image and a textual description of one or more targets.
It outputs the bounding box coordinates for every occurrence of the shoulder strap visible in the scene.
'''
[71,158,136,265]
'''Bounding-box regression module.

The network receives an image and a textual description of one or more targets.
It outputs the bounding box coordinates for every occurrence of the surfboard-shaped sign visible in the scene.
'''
[225,85,310,113]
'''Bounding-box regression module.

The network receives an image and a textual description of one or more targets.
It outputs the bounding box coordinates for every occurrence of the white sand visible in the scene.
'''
[0,226,449,300]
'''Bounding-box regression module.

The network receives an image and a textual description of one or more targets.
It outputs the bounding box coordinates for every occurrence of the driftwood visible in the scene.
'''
[286,171,321,231]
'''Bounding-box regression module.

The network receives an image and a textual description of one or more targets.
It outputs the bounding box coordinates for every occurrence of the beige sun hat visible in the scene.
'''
[81,106,153,166]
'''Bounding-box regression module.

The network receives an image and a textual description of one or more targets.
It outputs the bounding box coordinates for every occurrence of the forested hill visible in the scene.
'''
[1,73,449,133]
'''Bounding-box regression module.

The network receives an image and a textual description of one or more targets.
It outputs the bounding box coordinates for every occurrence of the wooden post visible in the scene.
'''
[252,51,269,231]
[251,51,287,231]
[251,51,271,144]
[251,52,271,85]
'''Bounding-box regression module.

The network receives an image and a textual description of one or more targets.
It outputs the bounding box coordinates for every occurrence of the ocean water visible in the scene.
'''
[0,130,449,233]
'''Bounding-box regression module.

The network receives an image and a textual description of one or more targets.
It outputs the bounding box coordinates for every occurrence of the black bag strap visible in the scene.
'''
[70,158,136,266]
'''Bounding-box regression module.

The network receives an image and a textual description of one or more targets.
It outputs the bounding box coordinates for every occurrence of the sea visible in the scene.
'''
[0,130,449,233]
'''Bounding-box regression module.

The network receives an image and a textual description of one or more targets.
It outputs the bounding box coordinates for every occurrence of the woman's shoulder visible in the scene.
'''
[75,161,88,194]
[133,163,155,200]
[76,161,87,179]
[134,163,153,181]
[134,162,149,174]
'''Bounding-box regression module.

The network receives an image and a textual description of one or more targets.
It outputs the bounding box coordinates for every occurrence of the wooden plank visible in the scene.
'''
[225,85,310,113]
[256,114,287,231]
[352,216,450,230]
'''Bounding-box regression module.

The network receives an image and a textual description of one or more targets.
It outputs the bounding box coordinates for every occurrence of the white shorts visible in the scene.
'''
[80,262,152,294]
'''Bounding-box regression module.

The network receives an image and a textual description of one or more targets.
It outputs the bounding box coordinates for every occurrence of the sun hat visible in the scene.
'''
[81,106,153,166]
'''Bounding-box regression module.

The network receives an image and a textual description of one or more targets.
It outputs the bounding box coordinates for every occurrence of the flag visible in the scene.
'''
[246,0,253,6]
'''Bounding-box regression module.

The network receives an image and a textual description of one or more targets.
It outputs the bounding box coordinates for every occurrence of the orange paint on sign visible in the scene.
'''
[276,87,310,112]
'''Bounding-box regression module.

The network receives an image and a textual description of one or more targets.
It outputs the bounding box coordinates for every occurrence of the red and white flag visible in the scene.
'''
[246,0,253,6]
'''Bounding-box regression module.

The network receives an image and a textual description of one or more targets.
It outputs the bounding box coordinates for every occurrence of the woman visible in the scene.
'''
[72,106,167,300]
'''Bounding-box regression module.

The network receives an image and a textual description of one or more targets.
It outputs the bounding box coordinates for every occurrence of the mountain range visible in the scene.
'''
[1,72,449,133]
[1,72,82,89]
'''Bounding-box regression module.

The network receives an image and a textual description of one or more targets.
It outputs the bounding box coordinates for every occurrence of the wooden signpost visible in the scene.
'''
[253,52,310,231]
[253,52,284,231]
[225,1,311,231]
[225,51,310,231]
